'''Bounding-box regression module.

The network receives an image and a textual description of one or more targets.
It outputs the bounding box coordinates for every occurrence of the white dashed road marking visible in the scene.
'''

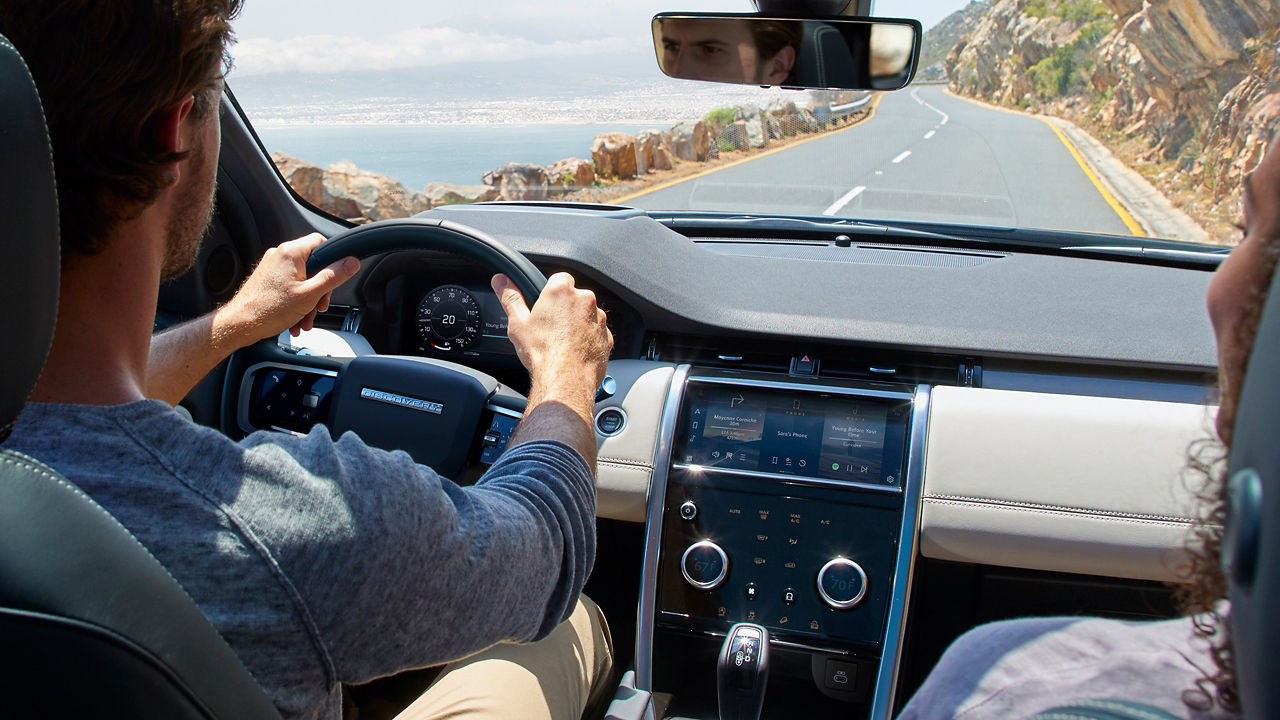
[892,151,912,164]
[823,185,866,216]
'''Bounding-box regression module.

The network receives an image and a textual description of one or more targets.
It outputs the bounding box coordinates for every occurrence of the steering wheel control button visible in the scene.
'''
[817,558,868,610]
[479,413,519,465]
[744,582,759,601]
[782,587,797,606]
[681,541,729,590]
[679,501,698,521]
[594,407,626,436]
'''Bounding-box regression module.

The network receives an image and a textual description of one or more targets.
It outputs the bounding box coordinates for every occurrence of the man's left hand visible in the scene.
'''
[215,233,360,346]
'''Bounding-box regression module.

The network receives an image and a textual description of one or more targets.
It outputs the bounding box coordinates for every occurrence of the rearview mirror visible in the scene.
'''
[651,13,921,91]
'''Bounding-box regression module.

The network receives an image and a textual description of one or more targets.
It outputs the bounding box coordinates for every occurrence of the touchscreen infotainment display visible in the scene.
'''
[675,382,911,488]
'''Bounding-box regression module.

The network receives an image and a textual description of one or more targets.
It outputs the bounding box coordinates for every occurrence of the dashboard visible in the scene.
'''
[219,200,1217,720]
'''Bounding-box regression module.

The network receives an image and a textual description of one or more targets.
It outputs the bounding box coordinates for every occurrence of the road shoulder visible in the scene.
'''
[940,87,1209,243]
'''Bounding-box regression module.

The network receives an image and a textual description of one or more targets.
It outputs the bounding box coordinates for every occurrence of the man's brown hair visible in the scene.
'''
[0,0,242,257]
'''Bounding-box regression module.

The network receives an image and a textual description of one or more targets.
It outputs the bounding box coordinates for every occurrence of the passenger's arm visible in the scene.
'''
[492,271,614,468]
[146,234,358,405]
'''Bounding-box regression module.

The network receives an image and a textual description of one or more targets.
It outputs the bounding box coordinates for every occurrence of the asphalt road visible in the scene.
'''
[623,85,1135,236]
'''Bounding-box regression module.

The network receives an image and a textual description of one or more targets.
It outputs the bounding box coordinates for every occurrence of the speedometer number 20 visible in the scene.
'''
[417,285,481,352]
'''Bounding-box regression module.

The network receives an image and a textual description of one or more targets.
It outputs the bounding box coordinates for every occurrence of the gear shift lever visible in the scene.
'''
[717,622,770,720]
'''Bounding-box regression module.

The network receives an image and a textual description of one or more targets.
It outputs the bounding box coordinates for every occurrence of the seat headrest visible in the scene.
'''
[0,34,60,440]
[1225,237,1280,716]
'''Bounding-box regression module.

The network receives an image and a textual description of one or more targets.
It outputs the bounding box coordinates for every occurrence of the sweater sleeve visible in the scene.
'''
[232,428,596,685]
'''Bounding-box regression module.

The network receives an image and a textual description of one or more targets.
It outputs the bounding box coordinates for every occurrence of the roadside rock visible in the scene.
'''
[741,104,768,148]
[637,129,675,172]
[670,119,712,161]
[766,116,784,141]
[482,162,550,201]
[592,132,638,180]
[719,120,749,151]
[547,157,596,192]
[272,153,431,222]
[422,182,498,206]
[634,131,654,175]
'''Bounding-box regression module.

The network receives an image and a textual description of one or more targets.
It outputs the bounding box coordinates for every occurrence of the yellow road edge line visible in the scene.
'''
[943,88,1146,237]
[609,93,884,206]
[1038,117,1145,237]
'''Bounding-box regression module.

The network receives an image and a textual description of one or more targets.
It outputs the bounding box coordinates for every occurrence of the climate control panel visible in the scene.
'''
[657,470,902,648]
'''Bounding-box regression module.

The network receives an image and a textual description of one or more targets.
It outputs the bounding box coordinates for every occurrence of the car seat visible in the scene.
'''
[1222,215,1280,716]
[0,33,281,719]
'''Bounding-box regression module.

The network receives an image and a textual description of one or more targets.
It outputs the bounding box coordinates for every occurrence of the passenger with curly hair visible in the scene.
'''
[896,135,1280,719]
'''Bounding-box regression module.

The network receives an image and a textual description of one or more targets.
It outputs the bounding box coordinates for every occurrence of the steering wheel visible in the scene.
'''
[296,218,547,477]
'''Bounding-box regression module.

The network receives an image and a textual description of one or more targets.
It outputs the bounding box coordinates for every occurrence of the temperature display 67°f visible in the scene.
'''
[417,284,482,352]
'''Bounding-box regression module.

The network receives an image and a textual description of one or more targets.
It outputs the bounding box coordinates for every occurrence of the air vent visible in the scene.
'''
[821,353,979,386]
[646,333,980,387]
[697,240,1002,269]
[646,334,791,373]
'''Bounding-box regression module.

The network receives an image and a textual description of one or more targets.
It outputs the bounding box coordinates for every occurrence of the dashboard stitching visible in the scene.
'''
[923,497,1195,526]
[597,456,653,469]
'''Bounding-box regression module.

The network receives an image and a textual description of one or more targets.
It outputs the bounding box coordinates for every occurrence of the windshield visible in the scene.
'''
[229,0,1275,246]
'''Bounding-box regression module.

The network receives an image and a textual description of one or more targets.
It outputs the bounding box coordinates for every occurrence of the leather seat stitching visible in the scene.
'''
[0,450,271,692]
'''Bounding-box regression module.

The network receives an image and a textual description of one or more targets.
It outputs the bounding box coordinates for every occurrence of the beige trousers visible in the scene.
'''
[392,597,615,720]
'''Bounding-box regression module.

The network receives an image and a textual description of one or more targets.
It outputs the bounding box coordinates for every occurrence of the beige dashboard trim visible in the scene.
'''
[921,386,1214,583]
[593,360,677,522]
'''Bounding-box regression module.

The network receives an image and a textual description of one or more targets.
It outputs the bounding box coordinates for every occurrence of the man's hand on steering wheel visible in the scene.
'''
[217,233,362,344]
[492,271,613,463]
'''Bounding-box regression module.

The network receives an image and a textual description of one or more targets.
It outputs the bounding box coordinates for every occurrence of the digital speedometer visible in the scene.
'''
[416,284,481,352]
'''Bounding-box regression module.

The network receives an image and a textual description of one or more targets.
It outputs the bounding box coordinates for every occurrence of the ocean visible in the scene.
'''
[253,123,660,191]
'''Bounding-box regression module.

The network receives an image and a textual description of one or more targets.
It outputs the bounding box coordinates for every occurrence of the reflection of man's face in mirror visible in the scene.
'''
[658,17,797,86]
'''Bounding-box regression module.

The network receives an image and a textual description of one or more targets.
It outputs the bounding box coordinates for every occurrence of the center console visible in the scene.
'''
[636,367,929,719]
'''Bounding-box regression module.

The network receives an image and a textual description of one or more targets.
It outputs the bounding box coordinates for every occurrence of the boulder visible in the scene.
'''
[422,182,499,206]
[744,115,768,148]
[547,157,596,191]
[634,132,654,175]
[273,154,430,222]
[765,99,798,118]
[482,162,550,201]
[272,153,344,216]
[718,120,749,151]
[766,116,784,141]
[795,107,821,133]
[670,120,712,161]
[323,161,433,222]
[591,132,638,180]
[637,129,674,171]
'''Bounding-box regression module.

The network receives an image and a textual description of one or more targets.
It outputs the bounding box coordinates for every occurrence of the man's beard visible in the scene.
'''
[160,150,217,282]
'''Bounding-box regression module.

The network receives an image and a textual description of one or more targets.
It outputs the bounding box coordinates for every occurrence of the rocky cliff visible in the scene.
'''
[945,0,1280,242]
[918,1,991,81]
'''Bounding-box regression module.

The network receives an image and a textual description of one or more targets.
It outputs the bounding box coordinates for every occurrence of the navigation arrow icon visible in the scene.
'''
[730,394,745,408]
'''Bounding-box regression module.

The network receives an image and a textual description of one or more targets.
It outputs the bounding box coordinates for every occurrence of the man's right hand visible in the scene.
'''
[492,272,613,425]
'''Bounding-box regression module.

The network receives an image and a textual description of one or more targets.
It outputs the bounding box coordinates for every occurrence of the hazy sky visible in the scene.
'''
[230,0,972,76]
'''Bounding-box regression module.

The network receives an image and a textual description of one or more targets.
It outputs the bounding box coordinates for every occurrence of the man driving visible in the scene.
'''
[0,2,614,719]
[655,16,800,86]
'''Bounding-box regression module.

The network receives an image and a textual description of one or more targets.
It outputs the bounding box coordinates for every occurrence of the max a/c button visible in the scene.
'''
[824,659,857,691]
